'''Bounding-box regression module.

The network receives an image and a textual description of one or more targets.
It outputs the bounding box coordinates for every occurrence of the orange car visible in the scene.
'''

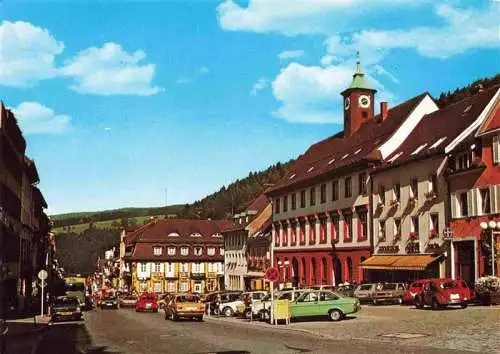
[164,293,205,321]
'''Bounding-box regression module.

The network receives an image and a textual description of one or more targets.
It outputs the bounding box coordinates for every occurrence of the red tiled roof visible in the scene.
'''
[382,86,499,167]
[246,194,270,213]
[126,219,232,244]
[129,243,224,261]
[267,93,430,195]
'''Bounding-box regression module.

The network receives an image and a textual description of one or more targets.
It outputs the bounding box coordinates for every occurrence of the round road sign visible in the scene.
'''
[38,269,48,280]
[265,267,279,282]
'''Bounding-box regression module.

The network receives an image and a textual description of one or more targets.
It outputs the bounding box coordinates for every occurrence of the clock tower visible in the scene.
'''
[341,57,377,136]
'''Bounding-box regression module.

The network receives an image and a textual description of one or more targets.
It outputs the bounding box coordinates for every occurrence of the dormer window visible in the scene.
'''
[220,248,224,256]
[455,151,472,170]
[207,247,216,256]
[153,246,162,256]
[212,233,223,238]
[194,247,203,256]
[181,247,189,256]
[168,232,180,237]
[167,247,176,256]
[190,233,202,238]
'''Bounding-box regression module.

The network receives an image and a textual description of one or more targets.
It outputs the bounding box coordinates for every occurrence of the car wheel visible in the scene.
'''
[414,297,423,309]
[373,299,378,305]
[170,312,177,321]
[461,302,468,309]
[259,309,269,322]
[329,309,343,322]
[397,297,403,305]
[223,307,234,317]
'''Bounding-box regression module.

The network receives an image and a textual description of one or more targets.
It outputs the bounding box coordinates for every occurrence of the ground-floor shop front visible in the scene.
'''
[274,247,371,287]
[360,254,445,283]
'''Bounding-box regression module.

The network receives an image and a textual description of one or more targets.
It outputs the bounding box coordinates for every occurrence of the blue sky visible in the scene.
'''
[0,0,498,215]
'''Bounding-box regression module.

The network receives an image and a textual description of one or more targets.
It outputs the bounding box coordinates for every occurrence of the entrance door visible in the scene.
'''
[456,241,475,283]
[334,258,342,285]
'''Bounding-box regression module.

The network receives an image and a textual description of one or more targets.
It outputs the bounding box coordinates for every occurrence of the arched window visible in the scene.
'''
[311,258,317,285]
[322,257,328,284]
[347,257,353,282]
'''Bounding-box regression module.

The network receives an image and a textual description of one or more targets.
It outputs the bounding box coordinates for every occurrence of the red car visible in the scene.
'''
[414,278,472,310]
[135,293,159,312]
[402,279,432,304]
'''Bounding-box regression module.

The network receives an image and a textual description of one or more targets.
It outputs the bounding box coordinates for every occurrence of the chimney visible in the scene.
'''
[380,101,388,122]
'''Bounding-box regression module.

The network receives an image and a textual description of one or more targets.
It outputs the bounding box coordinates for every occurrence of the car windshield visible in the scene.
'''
[55,297,79,306]
[177,295,200,303]
[441,281,459,289]
[359,285,373,291]
[381,284,397,290]
[142,296,156,301]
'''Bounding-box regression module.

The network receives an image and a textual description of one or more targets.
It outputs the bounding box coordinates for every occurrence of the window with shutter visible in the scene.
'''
[493,135,500,164]
[490,185,500,213]
[467,190,477,217]
[450,193,458,218]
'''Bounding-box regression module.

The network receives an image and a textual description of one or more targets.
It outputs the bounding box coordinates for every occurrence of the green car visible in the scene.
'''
[290,290,361,321]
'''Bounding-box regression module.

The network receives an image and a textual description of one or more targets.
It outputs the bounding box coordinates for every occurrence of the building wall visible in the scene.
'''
[224,229,247,290]
[131,261,224,294]
[371,155,448,259]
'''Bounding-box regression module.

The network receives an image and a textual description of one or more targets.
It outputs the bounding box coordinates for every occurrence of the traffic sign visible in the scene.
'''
[265,267,279,282]
[39,280,47,288]
[38,269,48,280]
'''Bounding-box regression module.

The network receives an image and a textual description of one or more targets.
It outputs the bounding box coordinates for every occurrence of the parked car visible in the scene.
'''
[353,284,378,303]
[135,293,159,312]
[119,295,137,308]
[257,289,308,321]
[414,278,472,310]
[372,283,407,305]
[164,293,205,321]
[51,296,83,322]
[335,284,356,298]
[235,291,268,318]
[203,291,226,315]
[290,290,361,322]
[402,280,431,304]
[100,295,119,309]
[217,291,244,317]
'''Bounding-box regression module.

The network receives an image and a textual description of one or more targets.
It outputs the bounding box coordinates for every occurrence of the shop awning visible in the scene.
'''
[360,255,440,271]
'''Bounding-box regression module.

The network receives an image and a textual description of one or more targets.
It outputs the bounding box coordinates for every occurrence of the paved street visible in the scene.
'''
[33,305,499,354]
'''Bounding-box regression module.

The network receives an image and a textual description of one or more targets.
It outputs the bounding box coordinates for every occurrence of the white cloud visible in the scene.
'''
[278,50,304,60]
[250,77,269,95]
[11,102,71,134]
[271,62,394,124]
[217,0,417,35]
[0,21,64,87]
[325,3,499,63]
[60,42,162,96]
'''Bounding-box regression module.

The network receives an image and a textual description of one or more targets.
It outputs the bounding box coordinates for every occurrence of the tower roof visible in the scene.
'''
[342,55,376,94]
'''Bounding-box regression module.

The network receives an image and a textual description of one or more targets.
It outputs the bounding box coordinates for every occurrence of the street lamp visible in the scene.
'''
[480,220,500,276]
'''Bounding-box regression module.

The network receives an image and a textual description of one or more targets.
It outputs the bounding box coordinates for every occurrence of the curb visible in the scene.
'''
[7,323,49,338]
[203,316,340,341]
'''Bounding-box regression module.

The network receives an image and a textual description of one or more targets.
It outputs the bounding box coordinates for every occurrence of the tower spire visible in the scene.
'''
[354,51,363,75]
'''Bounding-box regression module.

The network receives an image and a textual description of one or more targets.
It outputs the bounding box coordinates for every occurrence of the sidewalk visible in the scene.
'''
[3,315,51,354]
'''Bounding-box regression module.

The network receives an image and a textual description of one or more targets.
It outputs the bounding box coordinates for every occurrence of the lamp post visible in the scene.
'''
[480,220,500,276]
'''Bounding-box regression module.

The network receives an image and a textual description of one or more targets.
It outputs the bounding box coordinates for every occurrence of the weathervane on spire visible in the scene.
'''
[354,51,363,75]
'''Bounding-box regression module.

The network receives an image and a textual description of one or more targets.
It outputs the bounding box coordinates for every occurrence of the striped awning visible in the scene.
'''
[360,255,439,271]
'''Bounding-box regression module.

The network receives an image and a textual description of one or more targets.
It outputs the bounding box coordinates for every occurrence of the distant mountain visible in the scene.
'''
[436,74,500,108]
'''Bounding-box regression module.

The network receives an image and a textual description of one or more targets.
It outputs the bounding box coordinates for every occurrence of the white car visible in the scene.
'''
[221,291,267,317]
[255,289,309,321]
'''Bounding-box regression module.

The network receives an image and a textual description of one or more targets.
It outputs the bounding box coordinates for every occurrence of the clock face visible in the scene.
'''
[358,95,371,108]
[344,97,351,111]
